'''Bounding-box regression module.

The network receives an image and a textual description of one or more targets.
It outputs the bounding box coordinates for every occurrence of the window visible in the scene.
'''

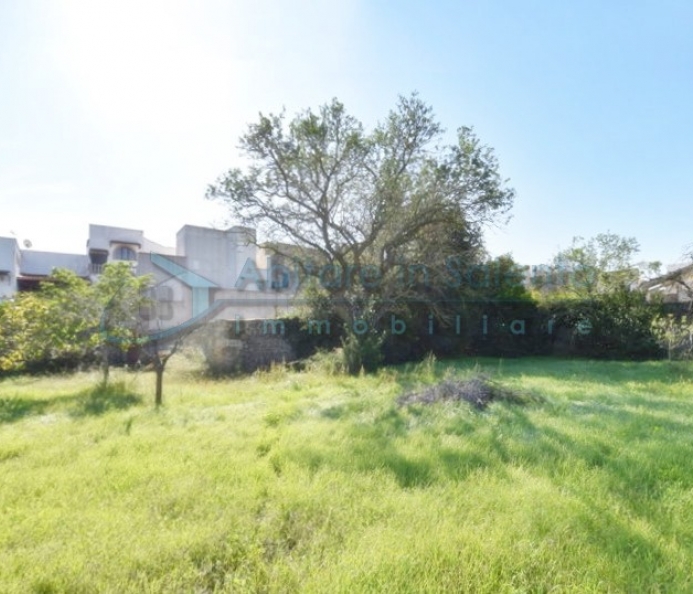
[113,246,137,261]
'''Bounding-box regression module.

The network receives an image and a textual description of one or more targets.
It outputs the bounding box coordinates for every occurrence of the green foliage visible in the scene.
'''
[521,233,665,360]
[483,254,532,301]
[303,348,345,376]
[542,288,662,359]
[652,313,693,360]
[551,233,641,296]
[0,270,99,372]
[533,232,659,298]
[208,94,515,366]
[296,277,333,322]
[93,262,152,352]
[0,298,27,372]
[341,328,385,375]
[0,263,152,374]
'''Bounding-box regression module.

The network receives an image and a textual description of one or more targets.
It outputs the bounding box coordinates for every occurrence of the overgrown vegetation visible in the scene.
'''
[287,232,669,368]
[2,357,693,592]
[0,263,150,375]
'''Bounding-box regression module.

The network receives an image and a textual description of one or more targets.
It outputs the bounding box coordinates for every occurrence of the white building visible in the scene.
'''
[0,223,297,331]
[0,237,22,299]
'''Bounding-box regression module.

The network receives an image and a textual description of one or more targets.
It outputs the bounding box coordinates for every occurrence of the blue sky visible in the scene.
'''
[1,0,692,268]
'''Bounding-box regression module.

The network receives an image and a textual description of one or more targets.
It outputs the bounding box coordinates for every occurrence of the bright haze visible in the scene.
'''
[2,0,692,268]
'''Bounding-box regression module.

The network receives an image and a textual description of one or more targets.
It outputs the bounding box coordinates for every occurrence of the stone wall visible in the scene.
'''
[194,319,296,374]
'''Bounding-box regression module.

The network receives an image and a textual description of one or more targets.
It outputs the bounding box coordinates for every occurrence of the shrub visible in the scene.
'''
[651,314,693,360]
[341,329,384,375]
[540,289,662,359]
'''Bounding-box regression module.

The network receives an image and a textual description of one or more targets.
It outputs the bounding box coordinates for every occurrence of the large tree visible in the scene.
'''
[207,94,515,364]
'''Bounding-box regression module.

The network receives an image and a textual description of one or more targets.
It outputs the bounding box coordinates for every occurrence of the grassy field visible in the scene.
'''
[1,355,693,593]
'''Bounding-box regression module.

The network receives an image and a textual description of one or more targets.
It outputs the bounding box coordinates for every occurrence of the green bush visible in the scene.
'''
[341,329,385,374]
[541,289,663,359]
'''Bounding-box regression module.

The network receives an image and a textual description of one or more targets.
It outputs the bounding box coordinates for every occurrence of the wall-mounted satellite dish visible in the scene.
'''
[23,239,32,249]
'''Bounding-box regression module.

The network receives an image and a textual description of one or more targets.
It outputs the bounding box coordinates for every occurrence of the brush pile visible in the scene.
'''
[397,375,532,410]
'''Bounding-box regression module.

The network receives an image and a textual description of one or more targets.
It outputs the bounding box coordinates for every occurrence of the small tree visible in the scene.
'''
[143,331,195,406]
[0,264,193,405]
[94,263,152,383]
[529,233,663,359]
[652,314,693,360]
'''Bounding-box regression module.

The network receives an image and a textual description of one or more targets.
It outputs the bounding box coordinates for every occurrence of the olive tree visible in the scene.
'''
[207,94,515,370]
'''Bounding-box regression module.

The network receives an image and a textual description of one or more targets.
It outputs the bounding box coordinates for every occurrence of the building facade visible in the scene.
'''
[0,224,296,331]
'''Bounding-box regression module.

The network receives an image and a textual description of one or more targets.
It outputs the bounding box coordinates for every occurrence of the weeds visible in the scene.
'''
[1,358,692,592]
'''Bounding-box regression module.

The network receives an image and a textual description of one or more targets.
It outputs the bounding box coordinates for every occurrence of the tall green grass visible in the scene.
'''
[1,357,693,592]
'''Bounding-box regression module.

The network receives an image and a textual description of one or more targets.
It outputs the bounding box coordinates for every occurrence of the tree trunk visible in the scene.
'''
[101,347,110,385]
[155,364,164,406]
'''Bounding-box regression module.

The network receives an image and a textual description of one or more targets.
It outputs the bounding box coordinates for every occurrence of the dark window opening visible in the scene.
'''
[114,246,137,261]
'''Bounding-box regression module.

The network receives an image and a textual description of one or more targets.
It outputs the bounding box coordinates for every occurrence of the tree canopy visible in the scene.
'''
[0,263,150,375]
[531,233,660,298]
[207,93,515,330]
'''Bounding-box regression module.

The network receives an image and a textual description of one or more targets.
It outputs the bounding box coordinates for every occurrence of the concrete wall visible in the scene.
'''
[135,229,297,334]
[135,253,192,332]
[211,288,295,320]
[20,251,89,277]
[176,225,262,289]
[142,237,176,256]
[88,224,145,253]
[4,225,296,327]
